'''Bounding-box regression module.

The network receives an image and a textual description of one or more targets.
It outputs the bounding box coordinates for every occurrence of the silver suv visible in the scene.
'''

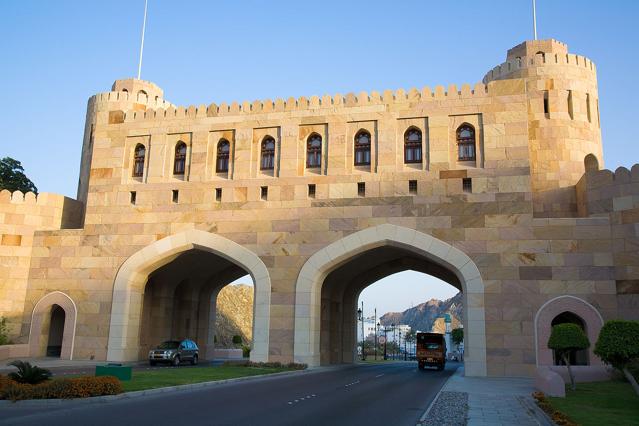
[148,339,199,366]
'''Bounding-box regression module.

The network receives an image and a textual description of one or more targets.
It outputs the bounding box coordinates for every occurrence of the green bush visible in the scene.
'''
[0,375,122,401]
[242,345,251,358]
[0,317,9,346]
[452,328,463,345]
[7,360,52,385]
[232,335,242,345]
[548,323,590,390]
[594,320,639,395]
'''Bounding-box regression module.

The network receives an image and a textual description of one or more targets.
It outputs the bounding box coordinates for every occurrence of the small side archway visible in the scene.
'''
[534,295,604,367]
[293,223,487,376]
[28,291,78,360]
[106,229,271,363]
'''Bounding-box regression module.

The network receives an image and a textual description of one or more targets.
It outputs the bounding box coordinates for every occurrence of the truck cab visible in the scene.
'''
[416,332,446,371]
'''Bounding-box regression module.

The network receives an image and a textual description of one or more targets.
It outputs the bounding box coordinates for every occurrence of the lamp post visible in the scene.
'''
[391,323,396,360]
[357,302,365,361]
[383,326,388,360]
[399,330,402,361]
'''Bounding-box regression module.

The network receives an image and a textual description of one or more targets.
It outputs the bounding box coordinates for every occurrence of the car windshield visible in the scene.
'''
[157,341,180,349]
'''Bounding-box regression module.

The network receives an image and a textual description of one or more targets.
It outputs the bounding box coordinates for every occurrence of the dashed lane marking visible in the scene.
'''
[287,394,318,405]
[375,374,384,378]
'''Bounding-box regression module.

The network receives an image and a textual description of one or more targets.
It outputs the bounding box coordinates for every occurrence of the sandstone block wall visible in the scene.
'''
[0,190,82,336]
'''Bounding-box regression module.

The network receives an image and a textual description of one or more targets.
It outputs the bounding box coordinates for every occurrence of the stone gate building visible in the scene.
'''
[0,39,637,377]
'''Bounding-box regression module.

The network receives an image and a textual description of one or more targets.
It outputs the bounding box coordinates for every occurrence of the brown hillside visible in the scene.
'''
[215,284,253,347]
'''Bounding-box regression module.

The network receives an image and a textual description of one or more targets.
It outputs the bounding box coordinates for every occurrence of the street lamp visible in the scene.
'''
[399,330,402,361]
[357,302,365,361]
[375,321,380,361]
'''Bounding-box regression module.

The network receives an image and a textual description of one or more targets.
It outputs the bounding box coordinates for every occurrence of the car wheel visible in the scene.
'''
[191,355,198,366]
[418,363,425,370]
[172,356,180,367]
[149,361,156,366]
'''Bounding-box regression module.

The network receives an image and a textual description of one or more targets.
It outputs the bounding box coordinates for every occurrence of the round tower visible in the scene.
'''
[483,39,602,217]
[76,78,169,210]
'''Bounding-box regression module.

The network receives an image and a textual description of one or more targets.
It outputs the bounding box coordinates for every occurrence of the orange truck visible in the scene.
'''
[416,332,446,371]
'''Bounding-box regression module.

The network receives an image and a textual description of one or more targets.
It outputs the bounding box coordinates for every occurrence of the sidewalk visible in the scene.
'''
[442,367,551,426]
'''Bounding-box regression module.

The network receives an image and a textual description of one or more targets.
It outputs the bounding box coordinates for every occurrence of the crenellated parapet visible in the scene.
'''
[0,190,84,231]
[483,51,596,84]
[102,83,491,123]
[576,162,639,217]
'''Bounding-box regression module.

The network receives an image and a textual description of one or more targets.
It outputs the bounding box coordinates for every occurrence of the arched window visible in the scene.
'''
[404,128,422,164]
[551,312,589,366]
[456,124,476,161]
[306,134,322,168]
[174,142,187,175]
[261,137,276,170]
[138,90,147,97]
[133,144,146,177]
[216,139,230,173]
[354,130,371,166]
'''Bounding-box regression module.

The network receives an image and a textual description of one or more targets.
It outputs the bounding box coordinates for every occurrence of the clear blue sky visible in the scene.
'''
[2,1,637,316]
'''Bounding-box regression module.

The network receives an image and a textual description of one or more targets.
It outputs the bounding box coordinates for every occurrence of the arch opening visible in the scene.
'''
[294,224,487,376]
[107,229,271,363]
[139,249,255,361]
[356,271,460,363]
[46,305,66,357]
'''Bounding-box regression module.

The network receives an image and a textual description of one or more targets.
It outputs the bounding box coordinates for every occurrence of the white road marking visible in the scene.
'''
[375,374,384,378]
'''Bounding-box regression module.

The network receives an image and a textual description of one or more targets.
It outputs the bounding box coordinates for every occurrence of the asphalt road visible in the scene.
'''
[1,361,458,426]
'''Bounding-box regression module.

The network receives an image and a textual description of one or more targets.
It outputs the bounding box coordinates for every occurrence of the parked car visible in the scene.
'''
[148,339,199,366]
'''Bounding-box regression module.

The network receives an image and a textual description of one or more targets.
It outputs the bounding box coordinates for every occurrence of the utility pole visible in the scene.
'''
[361,301,365,361]
[374,309,377,361]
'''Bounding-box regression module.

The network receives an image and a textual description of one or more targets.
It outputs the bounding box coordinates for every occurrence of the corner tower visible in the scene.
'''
[483,39,602,217]
[76,78,170,214]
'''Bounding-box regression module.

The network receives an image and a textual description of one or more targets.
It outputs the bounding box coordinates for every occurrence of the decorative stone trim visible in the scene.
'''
[28,291,78,360]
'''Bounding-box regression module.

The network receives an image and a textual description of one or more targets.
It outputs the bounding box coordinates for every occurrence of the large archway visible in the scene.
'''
[28,291,77,360]
[107,229,271,362]
[293,224,487,376]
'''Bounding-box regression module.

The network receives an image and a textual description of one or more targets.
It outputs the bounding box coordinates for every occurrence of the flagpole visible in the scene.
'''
[137,0,148,80]
[532,0,538,40]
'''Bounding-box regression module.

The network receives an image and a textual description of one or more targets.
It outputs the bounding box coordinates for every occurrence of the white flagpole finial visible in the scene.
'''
[532,0,538,40]
[137,0,148,80]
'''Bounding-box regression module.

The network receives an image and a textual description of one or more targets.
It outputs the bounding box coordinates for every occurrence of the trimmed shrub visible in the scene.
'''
[0,317,9,345]
[594,320,639,395]
[547,323,590,390]
[7,360,52,385]
[221,360,307,370]
[232,335,242,345]
[0,375,122,401]
[242,345,251,358]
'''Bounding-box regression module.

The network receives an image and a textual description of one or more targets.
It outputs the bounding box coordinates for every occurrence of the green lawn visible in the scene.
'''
[548,381,639,426]
[121,365,292,392]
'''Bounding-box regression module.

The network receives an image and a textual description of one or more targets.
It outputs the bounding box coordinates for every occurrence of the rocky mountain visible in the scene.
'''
[379,292,463,333]
[215,284,253,347]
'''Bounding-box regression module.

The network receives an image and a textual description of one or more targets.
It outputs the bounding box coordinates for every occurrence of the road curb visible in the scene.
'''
[417,366,462,423]
[0,368,318,407]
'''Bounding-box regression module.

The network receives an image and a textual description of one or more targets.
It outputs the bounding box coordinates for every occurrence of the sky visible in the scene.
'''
[2,1,637,317]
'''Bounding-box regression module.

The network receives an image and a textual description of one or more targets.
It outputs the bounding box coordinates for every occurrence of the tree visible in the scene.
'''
[594,320,639,396]
[0,157,37,194]
[452,328,464,345]
[547,323,590,390]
